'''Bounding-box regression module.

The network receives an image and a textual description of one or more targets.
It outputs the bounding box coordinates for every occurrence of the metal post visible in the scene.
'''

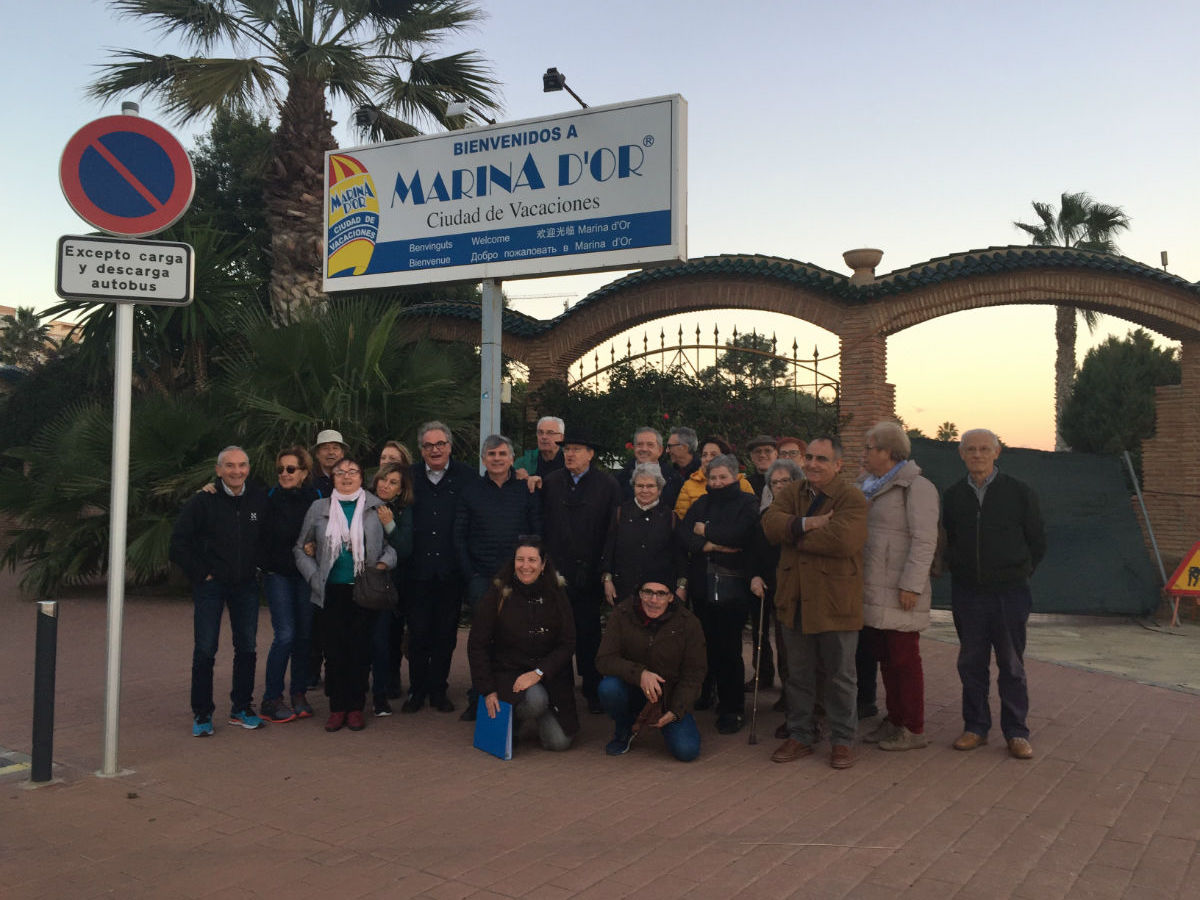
[31,601,59,783]
[1124,450,1167,584]
[100,300,134,776]
[478,279,504,470]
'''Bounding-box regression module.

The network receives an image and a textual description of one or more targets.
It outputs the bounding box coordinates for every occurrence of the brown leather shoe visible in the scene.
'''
[771,738,813,763]
[830,744,855,769]
[953,731,987,751]
[774,722,789,740]
[1007,737,1034,759]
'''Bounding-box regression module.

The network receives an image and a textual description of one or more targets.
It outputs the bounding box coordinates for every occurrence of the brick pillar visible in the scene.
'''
[522,343,570,422]
[1140,339,1200,566]
[837,308,895,476]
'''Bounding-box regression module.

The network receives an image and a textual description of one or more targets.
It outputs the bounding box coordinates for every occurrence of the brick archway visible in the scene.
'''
[399,247,1200,559]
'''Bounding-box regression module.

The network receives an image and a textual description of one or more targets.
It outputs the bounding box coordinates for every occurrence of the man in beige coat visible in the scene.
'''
[762,435,868,769]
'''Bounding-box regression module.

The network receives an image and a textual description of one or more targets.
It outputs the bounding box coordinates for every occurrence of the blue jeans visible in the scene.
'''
[371,608,403,698]
[191,578,260,719]
[263,572,313,701]
[597,676,701,762]
[952,582,1032,740]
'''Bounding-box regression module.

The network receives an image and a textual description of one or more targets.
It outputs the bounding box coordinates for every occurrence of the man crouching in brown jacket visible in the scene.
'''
[762,435,868,769]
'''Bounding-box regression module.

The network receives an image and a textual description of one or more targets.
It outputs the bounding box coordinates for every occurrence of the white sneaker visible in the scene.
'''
[878,726,929,751]
[863,719,901,743]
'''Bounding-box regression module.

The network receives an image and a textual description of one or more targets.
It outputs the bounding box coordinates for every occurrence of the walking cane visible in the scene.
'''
[748,583,767,745]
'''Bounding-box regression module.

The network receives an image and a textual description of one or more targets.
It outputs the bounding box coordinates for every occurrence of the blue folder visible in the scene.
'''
[472,696,513,760]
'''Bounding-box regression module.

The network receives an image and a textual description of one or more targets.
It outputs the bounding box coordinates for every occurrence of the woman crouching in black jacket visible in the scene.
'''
[467,538,579,751]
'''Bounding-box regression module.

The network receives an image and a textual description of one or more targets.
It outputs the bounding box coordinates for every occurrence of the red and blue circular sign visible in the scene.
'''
[59,115,195,237]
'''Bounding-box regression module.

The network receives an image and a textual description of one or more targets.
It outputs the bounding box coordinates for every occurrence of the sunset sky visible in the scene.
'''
[4,0,1196,450]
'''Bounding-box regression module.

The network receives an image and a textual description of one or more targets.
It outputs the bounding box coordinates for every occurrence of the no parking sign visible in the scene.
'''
[55,109,198,777]
[59,115,195,237]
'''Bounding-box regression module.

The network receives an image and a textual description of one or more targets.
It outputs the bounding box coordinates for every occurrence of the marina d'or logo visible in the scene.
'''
[327,154,379,277]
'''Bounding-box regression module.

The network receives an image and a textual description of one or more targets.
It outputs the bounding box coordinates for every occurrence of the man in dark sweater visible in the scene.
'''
[170,446,271,736]
[614,426,683,510]
[455,434,543,719]
[405,421,474,714]
[542,431,621,711]
[941,428,1046,760]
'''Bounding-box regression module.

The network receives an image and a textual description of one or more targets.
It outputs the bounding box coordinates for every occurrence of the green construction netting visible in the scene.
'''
[908,438,1160,616]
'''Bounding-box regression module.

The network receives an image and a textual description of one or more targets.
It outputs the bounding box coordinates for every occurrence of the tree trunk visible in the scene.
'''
[1053,304,1077,451]
[264,75,336,323]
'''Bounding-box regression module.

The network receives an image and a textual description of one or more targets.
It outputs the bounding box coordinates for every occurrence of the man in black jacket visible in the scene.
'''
[941,428,1046,760]
[614,426,683,510]
[542,431,621,712]
[170,446,271,736]
[665,426,701,484]
[405,421,473,714]
[455,434,542,719]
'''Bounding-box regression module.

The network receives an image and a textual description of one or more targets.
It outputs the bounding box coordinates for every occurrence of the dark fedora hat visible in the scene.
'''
[558,429,604,452]
[746,434,778,451]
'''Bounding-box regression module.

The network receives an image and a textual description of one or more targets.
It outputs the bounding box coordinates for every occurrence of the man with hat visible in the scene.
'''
[541,429,621,712]
[312,428,349,497]
[745,435,779,500]
[596,561,707,760]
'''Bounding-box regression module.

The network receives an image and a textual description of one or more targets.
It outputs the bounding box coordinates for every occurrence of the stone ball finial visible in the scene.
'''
[843,248,884,285]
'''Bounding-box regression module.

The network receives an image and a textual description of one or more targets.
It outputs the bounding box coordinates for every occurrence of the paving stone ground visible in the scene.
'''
[2,571,1198,899]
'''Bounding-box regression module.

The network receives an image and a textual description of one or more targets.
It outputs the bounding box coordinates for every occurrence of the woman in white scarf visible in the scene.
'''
[295,459,397,733]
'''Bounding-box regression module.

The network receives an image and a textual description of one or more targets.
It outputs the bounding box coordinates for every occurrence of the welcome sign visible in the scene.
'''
[323,95,686,290]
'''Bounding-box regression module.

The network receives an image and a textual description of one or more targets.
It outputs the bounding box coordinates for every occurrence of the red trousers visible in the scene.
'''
[863,626,924,734]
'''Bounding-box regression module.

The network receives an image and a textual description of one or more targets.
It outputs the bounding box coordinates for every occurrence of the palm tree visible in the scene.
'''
[90,0,500,321]
[1014,191,1130,450]
[0,307,55,369]
[935,421,958,443]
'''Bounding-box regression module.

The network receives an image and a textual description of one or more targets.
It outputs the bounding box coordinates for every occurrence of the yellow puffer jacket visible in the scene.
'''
[673,467,754,520]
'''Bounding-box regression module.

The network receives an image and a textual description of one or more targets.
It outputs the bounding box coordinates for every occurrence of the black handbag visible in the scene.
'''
[353,567,398,611]
[706,565,752,609]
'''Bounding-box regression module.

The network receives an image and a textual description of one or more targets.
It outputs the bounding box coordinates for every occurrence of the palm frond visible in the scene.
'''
[91,52,280,121]
[354,106,421,141]
[373,49,498,128]
[108,0,253,54]
[371,0,487,48]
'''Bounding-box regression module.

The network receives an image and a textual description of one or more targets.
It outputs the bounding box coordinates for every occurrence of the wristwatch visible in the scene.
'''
[534,668,544,678]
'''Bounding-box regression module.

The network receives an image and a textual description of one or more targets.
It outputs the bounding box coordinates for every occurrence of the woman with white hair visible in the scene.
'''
[602,463,684,606]
[857,422,940,751]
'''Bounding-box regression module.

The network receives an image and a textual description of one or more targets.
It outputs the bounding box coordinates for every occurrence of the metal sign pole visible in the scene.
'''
[478,279,504,469]
[99,300,133,777]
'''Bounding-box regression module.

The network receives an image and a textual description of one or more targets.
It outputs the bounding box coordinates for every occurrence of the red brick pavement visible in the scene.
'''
[2,579,1198,899]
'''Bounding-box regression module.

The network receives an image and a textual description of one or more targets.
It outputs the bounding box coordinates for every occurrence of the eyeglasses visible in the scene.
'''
[639,588,672,600]
[420,440,450,451]
[536,429,562,437]
[333,467,361,477]
[665,442,682,449]
[778,448,801,458]
[276,465,302,474]
[769,478,793,488]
